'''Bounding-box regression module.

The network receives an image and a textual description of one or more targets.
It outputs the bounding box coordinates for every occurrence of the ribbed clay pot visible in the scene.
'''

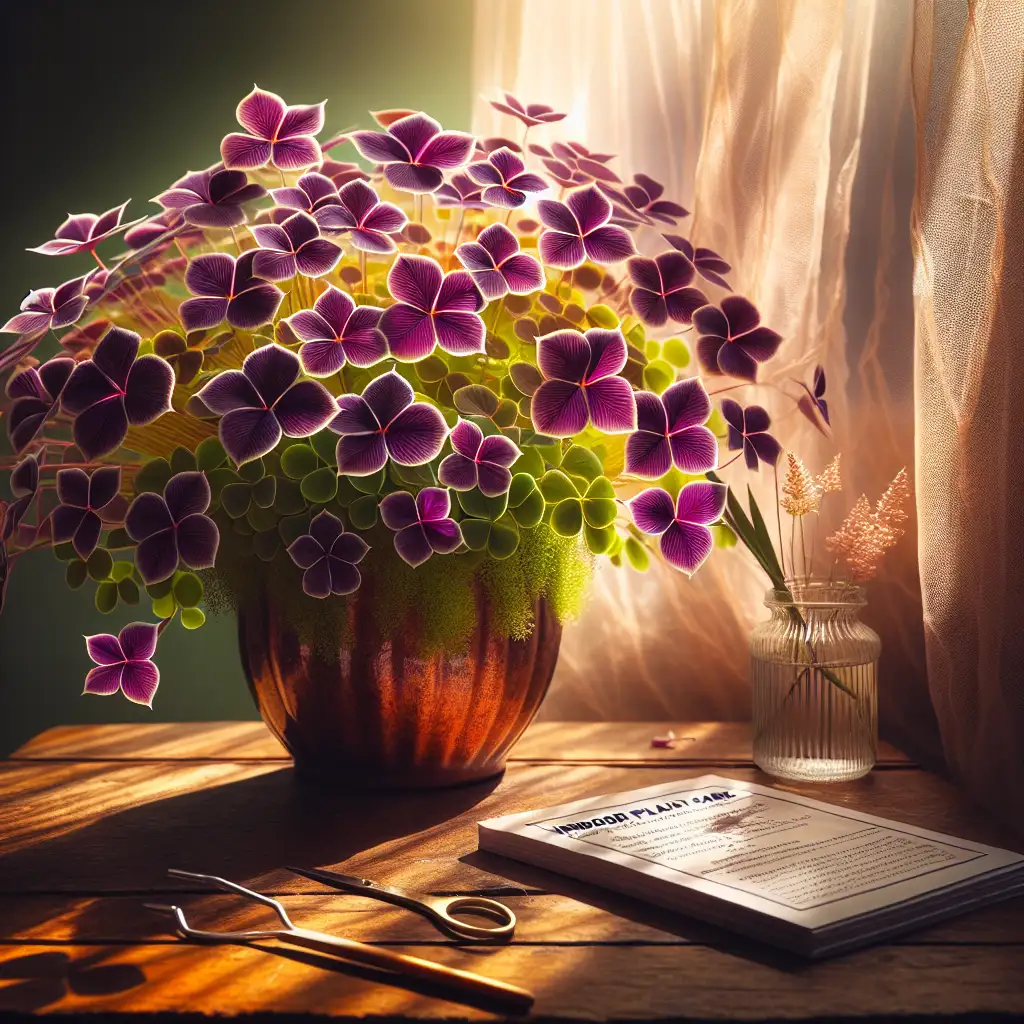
[238,583,561,788]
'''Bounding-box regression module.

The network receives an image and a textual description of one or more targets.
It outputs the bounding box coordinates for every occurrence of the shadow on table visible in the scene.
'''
[0,765,500,931]
[0,950,145,1012]
[463,849,815,974]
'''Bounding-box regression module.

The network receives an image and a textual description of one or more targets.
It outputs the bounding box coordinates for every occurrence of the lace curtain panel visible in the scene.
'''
[472,0,1023,828]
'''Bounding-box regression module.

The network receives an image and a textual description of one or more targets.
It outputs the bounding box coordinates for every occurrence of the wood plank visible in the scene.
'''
[1,941,1022,1019]
[0,762,1016,896]
[10,721,913,766]
[2,891,1022,947]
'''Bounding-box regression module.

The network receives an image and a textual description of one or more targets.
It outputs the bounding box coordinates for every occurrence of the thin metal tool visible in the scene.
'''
[286,865,516,942]
[146,869,532,1013]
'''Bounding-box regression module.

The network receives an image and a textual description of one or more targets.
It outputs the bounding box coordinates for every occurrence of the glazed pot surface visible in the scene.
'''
[238,588,561,788]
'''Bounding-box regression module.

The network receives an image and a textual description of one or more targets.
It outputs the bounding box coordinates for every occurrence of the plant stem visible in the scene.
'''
[799,515,807,578]
[773,464,786,579]
[491,295,505,332]
[450,209,466,269]
[360,250,367,295]
[91,250,108,272]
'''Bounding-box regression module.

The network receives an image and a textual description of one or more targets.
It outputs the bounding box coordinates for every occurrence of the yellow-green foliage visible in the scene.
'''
[202,522,592,659]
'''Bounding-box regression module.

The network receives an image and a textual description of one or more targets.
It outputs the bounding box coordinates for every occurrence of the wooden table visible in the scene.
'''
[1,722,1021,1020]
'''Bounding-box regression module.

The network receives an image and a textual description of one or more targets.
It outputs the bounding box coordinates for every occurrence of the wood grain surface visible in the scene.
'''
[0,721,1019,1021]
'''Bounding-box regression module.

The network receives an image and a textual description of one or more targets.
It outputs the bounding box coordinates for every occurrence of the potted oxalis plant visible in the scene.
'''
[0,87,909,786]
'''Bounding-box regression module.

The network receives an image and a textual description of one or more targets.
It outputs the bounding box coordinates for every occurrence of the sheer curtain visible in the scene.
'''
[471,0,928,731]
[911,0,1024,827]
[471,0,1024,830]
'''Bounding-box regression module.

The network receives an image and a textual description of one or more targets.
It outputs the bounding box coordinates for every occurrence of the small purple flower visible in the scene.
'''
[532,327,637,437]
[84,622,162,708]
[438,420,521,497]
[196,344,337,465]
[315,180,408,254]
[349,112,474,194]
[693,296,782,381]
[434,173,488,209]
[125,471,220,585]
[466,148,547,208]
[796,364,830,428]
[626,378,717,479]
[720,399,782,470]
[221,85,326,171]
[60,326,174,460]
[379,254,485,362]
[628,481,727,576]
[663,235,732,290]
[5,357,74,451]
[27,202,136,256]
[180,251,284,332]
[1,277,88,338]
[250,212,342,281]
[455,223,544,300]
[154,165,267,228]
[627,251,708,327]
[489,93,566,128]
[51,466,122,559]
[269,171,341,220]
[284,286,387,377]
[330,371,448,476]
[380,487,463,567]
[538,186,635,269]
[287,510,368,599]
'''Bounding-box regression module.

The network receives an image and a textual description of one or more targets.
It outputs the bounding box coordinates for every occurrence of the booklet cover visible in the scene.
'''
[478,775,1024,957]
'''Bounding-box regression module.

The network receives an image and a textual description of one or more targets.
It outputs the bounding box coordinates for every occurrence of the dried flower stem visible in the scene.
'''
[773,464,786,578]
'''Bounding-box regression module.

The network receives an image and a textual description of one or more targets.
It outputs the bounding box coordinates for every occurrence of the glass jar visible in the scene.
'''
[750,579,881,783]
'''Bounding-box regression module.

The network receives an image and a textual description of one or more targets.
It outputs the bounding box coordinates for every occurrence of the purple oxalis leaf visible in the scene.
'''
[330,371,448,475]
[125,471,220,584]
[628,481,727,576]
[60,326,174,460]
[84,621,162,708]
[531,327,637,437]
[349,112,474,195]
[720,398,782,470]
[380,487,463,566]
[287,509,368,598]
[627,251,707,327]
[379,254,485,361]
[438,419,521,497]
[221,86,326,171]
[693,296,782,381]
[51,466,122,560]
[180,251,284,332]
[537,186,635,270]
[196,344,337,465]
[625,378,717,478]
[315,180,408,254]
[455,223,544,300]
[283,286,387,377]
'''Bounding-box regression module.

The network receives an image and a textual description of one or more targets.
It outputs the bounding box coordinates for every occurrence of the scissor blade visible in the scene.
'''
[286,865,377,891]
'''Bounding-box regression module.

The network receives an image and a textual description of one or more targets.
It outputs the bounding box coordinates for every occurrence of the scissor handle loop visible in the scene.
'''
[427,896,516,941]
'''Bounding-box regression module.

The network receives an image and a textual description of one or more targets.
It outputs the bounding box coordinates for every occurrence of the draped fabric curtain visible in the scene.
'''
[470,0,1024,830]
[911,0,1024,828]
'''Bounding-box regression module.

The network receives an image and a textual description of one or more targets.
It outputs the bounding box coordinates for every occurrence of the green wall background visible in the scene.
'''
[0,0,475,754]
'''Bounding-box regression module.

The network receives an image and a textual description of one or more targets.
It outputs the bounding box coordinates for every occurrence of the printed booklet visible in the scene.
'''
[478,775,1024,957]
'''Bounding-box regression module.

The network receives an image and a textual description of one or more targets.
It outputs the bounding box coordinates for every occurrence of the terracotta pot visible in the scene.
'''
[238,584,562,788]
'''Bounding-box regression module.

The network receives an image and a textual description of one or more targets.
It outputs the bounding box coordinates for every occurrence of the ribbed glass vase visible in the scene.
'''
[750,579,881,783]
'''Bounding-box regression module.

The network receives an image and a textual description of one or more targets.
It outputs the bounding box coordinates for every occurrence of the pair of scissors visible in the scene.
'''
[148,869,531,1013]
[287,865,516,942]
